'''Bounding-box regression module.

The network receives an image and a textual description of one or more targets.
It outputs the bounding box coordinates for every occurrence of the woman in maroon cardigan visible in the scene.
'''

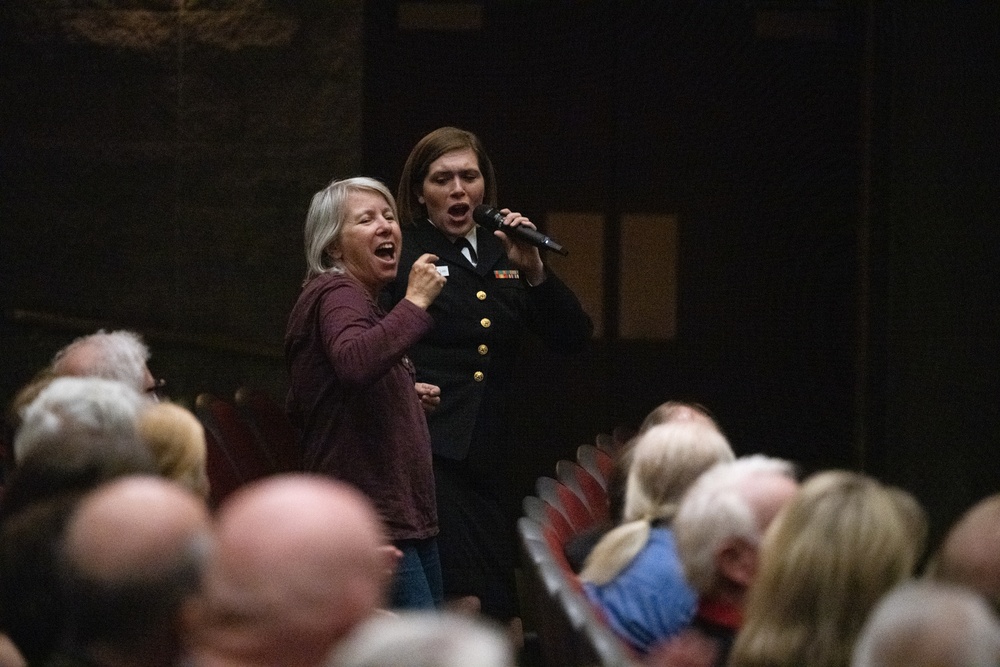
[285,176,446,608]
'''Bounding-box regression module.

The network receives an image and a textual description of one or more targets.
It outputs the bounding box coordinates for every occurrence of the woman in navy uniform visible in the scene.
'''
[383,127,593,633]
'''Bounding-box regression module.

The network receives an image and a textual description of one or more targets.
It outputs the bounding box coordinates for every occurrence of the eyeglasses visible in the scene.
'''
[146,378,167,401]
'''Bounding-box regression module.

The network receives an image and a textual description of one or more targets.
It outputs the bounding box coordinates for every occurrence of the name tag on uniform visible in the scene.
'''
[436,265,450,276]
[494,269,519,279]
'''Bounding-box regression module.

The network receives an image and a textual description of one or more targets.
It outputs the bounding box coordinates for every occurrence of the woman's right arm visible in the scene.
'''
[403,253,446,310]
[321,255,444,387]
[320,282,433,388]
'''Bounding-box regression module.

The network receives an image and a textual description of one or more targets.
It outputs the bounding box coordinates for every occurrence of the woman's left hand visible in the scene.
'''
[415,382,441,413]
[492,209,546,285]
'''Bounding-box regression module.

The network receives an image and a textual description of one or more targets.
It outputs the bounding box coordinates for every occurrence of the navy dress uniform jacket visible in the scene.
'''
[383,218,593,464]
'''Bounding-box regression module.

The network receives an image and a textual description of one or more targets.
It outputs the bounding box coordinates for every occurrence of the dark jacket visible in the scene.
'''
[383,219,593,462]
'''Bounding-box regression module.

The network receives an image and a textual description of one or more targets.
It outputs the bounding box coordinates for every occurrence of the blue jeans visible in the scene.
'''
[389,537,444,609]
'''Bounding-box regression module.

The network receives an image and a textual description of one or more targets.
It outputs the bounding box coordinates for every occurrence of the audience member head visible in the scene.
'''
[58,476,212,667]
[328,611,515,667]
[11,376,148,466]
[604,400,723,525]
[51,329,159,398]
[0,379,159,664]
[0,635,24,667]
[852,580,1000,667]
[623,421,735,525]
[929,493,1000,615]
[137,401,210,498]
[3,377,157,519]
[729,470,927,667]
[303,176,398,282]
[674,454,799,604]
[186,474,390,667]
[580,420,735,585]
[637,400,720,435]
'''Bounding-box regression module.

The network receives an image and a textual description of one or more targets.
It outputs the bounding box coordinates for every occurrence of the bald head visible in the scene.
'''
[853,580,1000,667]
[64,475,211,582]
[933,494,1000,613]
[190,474,389,667]
[60,476,212,666]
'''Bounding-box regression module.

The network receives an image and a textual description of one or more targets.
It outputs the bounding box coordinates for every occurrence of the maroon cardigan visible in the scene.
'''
[285,272,437,541]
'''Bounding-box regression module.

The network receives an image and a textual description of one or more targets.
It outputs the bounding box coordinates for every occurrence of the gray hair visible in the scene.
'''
[852,580,1000,667]
[51,329,152,395]
[328,611,515,667]
[13,376,147,464]
[674,454,797,593]
[303,177,397,281]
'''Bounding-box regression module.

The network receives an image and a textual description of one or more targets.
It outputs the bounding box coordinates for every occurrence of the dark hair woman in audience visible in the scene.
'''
[383,127,593,636]
[285,176,446,609]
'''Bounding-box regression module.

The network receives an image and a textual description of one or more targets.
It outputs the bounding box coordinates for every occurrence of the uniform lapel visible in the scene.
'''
[473,225,503,276]
[412,219,466,265]
[412,219,498,277]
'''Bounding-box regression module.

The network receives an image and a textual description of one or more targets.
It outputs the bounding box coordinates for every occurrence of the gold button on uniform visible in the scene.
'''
[476,291,487,301]
[474,371,485,382]
[480,318,491,328]
[478,344,488,355]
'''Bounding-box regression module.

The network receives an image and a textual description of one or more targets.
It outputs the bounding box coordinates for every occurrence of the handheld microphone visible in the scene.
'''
[473,205,569,256]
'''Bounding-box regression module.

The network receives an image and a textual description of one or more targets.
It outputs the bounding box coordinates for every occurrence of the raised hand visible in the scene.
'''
[404,253,446,310]
[492,209,546,285]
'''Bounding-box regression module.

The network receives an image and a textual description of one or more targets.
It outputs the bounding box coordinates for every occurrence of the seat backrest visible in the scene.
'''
[202,422,246,508]
[522,494,577,576]
[577,444,615,488]
[518,515,639,667]
[557,459,610,524]
[536,475,597,534]
[195,393,274,484]
[234,387,302,472]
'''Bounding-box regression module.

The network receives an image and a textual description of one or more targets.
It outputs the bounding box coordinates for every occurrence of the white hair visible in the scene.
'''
[51,329,152,394]
[674,454,796,593]
[13,376,146,464]
[327,611,515,667]
[852,580,1000,667]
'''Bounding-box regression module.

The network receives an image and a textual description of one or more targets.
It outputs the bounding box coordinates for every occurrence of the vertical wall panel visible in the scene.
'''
[546,211,605,338]
[620,214,677,340]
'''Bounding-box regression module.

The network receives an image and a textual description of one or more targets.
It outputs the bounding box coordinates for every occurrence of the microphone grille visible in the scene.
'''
[473,205,502,229]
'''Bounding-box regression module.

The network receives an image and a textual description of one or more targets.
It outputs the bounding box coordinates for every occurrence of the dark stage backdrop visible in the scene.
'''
[2,1,998,546]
